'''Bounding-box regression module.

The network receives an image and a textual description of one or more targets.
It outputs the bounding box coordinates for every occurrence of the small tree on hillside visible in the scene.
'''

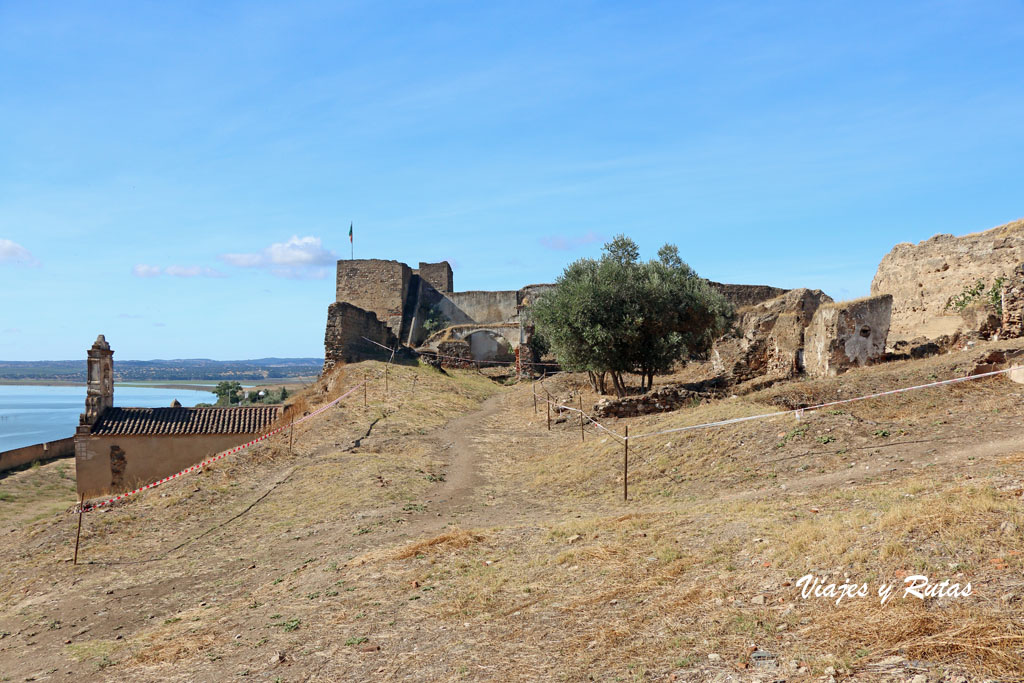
[213,381,243,405]
[532,236,732,396]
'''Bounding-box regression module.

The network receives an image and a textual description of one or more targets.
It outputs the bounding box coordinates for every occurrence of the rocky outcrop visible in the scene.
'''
[804,295,892,377]
[870,217,1024,341]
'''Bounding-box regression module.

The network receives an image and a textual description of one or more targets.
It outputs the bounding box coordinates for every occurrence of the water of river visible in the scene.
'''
[0,385,214,452]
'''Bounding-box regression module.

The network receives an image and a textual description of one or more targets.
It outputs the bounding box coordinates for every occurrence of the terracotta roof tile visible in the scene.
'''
[90,406,281,436]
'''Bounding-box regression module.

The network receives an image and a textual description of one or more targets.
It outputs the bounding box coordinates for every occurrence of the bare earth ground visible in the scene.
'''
[0,345,1023,682]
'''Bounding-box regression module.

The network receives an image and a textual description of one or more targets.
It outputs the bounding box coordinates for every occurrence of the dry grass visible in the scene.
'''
[817,605,1024,679]
[3,344,1024,680]
[391,528,486,560]
[0,458,77,528]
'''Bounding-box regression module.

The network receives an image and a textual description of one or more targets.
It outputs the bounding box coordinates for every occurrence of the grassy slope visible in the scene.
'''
[0,347,1023,681]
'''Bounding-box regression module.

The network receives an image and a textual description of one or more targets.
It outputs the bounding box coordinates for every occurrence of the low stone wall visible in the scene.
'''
[434,340,475,367]
[593,386,711,419]
[323,302,401,370]
[0,436,75,473]
[804,295,892,377]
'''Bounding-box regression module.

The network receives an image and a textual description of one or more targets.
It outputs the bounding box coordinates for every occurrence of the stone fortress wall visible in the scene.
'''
[324,258,554,366]
[871,217,1024,342]
[323,255,897,383]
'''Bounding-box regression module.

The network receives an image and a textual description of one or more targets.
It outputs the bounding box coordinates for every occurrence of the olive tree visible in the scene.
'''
[532,236,732,396]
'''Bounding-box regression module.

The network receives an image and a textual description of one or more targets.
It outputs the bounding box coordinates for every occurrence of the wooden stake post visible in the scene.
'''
[73,495,84,565]
[623,426,629,501]
[364,372,367,407]
[532,382,537,414]
[579,395,585,442]
[546,399,551,431]
[289,417,294,454]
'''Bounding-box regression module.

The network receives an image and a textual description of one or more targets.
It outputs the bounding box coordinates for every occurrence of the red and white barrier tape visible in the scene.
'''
[79,378,372,513]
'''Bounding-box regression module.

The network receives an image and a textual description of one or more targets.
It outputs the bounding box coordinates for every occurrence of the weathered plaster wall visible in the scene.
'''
[466,330,514,362]
[437,290,520,325]
[804,295,893,377]
[870,218,1024,341]
[0,437,75,474]
[335,259,411,337]
[323,302,401,369]
[76,433,263,498]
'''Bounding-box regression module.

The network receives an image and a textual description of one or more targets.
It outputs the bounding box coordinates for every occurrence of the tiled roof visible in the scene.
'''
[90,406,281,436]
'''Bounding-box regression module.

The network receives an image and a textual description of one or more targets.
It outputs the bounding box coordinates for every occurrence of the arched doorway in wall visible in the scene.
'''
[465,330,515,362]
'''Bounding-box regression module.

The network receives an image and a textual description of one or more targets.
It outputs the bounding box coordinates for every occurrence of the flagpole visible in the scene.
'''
[350,222,354,260]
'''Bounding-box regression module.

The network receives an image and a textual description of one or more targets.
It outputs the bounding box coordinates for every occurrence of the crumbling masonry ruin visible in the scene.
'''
[323,259,553,369]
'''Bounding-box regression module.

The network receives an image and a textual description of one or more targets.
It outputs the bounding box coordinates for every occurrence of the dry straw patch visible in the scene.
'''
[814,604,1024,679]
[128,629,221,666]
[392,528,486,560]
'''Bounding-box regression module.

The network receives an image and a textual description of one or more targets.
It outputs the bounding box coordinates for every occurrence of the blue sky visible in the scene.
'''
[1,1,1022,361]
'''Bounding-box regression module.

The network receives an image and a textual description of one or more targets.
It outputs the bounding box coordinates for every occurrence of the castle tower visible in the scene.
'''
[80,334,114,426]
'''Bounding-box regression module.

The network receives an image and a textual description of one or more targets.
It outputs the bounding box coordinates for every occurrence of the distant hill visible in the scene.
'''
[0,358,323,382]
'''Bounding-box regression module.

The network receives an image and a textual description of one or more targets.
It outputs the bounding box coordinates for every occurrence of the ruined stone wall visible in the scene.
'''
[870,218,1024,341]
[518,284,556,308]
[323,302,401,370]
[709,282,790,309]
[593,386,711,418]
[804,295,892,377]
[1002,269,1024,339]
[335,259,411,337]
[764,312,804,378]
[711,288,832,384]
[416,261,453,293]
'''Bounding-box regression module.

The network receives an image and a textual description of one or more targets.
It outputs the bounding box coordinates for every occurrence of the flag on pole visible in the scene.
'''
[349,222,353,243]
[349,222,354,260]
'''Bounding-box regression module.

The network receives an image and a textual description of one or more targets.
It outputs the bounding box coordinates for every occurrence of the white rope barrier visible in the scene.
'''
[535,365,1019,444]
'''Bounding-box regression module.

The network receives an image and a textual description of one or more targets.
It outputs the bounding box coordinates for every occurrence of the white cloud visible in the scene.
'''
[132,264,162,277]
[132,264,224,278]
[220,235,336,279]
[0,239,39,266]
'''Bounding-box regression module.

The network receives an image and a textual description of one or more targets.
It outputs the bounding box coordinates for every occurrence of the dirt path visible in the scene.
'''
[425,393,505,518]
[397,391,556,537]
